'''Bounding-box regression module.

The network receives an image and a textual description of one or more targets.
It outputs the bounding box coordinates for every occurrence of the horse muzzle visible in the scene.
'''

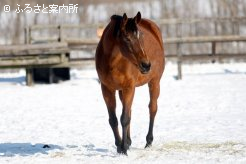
[139,62,151,74]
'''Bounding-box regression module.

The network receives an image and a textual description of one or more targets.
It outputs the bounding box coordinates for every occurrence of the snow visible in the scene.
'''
[0,63,246,163]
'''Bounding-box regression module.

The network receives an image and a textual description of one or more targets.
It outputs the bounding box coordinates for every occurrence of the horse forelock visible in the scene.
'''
[125,19,138,34]
[110,15,139,37]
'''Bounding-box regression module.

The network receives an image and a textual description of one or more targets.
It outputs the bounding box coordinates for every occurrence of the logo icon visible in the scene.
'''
[4,5,10,12]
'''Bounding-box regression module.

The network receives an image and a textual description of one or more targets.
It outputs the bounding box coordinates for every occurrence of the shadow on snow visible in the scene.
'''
[0,143,63,157]
[0,76,25,85]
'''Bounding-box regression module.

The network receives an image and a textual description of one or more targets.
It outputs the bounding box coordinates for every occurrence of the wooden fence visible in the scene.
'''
[0,17,246,86]
[159,17,246,79]
[25,17,246,79]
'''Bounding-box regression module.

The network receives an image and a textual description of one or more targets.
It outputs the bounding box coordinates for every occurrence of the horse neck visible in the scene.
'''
[101,26,123,68]
[102,22,119,56]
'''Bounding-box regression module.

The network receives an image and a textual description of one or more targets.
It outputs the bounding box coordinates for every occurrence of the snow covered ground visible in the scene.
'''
[0,63,246,163]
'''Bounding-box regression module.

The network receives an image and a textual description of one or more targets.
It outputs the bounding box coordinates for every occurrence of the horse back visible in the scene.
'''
[139,19,164,51]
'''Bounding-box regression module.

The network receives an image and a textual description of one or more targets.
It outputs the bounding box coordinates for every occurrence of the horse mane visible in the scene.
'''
[111,15,122,37]
[111,15,122,20]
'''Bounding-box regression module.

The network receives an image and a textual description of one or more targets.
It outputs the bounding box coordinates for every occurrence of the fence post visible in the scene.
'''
[24,26,28,44]
[58,25,63,42]
[28,26,31,44]
[177,43,182,80]
[26,67,33,86]
[212,42,216,55]
[176,23,182,80]
[211,41,216,63]
[25,26,34,86]
[233,19,240,54]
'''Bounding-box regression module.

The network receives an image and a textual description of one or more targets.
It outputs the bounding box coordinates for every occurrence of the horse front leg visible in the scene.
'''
[145,80,160,148]
[119,87,135,155]
[119,90,132,148]
[101,84,121,148]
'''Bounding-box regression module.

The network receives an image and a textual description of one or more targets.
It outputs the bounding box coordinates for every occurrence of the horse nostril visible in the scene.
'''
[141,62,151,70]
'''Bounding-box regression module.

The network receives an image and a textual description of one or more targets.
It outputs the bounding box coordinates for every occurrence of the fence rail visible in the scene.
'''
[158,16,246,25]
[26,22,246,80]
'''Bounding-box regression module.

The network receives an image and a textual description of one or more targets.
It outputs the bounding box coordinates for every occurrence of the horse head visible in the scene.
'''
[116,12,151,74]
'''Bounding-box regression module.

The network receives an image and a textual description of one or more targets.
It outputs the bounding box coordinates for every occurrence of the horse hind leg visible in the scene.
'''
[145,80,160,148]
[101,84,121,147]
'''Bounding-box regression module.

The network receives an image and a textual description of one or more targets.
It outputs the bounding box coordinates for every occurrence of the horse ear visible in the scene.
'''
[121,13,128,31]
[122,13,128,22]
[134,11,141,24]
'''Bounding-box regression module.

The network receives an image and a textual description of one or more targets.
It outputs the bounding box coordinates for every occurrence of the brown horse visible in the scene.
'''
[95,12,165,155]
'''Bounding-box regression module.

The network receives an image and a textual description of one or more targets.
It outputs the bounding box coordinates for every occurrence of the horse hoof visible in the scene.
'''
[145,143,152,148]
[117,146,121,153]
[126,144,130,150]
[121,151,128,156]
[117,146,128,155]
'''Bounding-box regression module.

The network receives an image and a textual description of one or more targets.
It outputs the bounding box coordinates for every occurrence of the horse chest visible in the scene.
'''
[108,66,135,88]
[101,65,150,90]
